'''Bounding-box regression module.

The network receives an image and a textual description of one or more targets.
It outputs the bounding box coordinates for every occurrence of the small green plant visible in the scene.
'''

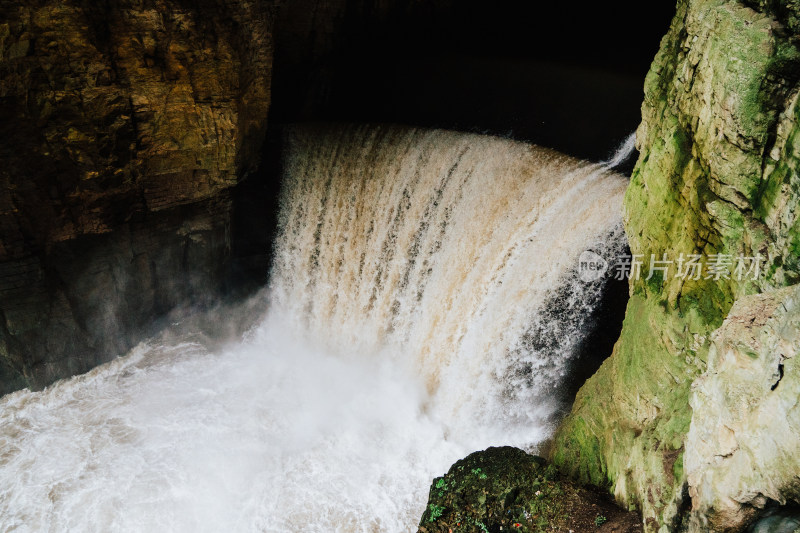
[470,468,488,480]
[543,464,559,481]
[463,516,489,533]
[595,514,608,526]
[428,503,445,522]
[434,477,451,497]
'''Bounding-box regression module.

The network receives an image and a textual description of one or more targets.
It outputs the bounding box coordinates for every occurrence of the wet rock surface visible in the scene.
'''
[553,0,800,529]
[419,446,642,533]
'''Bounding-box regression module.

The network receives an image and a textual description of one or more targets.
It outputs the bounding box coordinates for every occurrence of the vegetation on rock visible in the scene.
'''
[419,447,565,533]
[418,446,642,533]
[552,0,800,530]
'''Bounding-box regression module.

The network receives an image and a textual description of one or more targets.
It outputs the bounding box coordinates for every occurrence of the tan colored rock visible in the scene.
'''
[552,0,800,530]
[0,0,273,252]
[686,285,800,531]
[0,0,274,392]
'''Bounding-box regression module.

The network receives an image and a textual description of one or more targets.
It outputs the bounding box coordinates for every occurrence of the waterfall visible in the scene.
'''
[272,124,628,436]
[0,125,628,533]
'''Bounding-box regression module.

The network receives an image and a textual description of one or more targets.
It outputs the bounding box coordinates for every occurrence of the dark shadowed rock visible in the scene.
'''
[419,446,642,533]
[0,0,275,393]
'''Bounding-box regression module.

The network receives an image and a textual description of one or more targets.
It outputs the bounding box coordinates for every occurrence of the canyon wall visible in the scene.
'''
[552,0,800,530]
[0,0,275,393]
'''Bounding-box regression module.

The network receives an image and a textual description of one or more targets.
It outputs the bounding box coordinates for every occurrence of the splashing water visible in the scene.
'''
[0,125,628,532]
[604,131,637,170]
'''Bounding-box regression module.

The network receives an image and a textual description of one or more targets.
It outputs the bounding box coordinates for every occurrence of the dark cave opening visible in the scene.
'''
[268,0,677,160]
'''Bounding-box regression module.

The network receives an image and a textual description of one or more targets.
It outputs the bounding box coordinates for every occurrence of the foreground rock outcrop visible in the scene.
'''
[418,446,642,533]
[553,0,800,530]
[0,0,275,393]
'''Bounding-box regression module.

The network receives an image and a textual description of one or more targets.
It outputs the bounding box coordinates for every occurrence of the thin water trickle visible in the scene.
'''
[604,131,637,170]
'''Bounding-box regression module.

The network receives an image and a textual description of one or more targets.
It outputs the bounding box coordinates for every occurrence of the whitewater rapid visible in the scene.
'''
[0,125,628,532]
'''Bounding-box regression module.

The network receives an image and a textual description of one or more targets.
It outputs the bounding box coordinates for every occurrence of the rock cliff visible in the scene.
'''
[0,0,275,393]
[552,0,800,530]
[0,0,469,395]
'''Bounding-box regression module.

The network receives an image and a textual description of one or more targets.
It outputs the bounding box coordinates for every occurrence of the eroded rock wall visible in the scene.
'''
[552,0,800,530]
[0,0,275,393]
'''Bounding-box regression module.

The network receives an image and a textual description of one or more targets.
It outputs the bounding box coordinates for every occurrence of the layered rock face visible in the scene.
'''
[553,0,800,530]
[0,0,274,393]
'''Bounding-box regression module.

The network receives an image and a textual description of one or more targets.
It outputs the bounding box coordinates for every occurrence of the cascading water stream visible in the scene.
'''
[0,125,628,533]
[604,131,638,170]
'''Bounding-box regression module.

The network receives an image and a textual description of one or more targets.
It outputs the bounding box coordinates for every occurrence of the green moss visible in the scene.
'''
[553,293,709,526]
[679,280,731,329]
[672,451,684,484]
[550,1,800,529]
[551,415,610,488]
[782,230,800,283]
[646,269,665,294]
[754,112,800,222]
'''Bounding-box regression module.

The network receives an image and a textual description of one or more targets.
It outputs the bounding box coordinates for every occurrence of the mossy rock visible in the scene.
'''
[552,0,800,529]
[418,447,566,533]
